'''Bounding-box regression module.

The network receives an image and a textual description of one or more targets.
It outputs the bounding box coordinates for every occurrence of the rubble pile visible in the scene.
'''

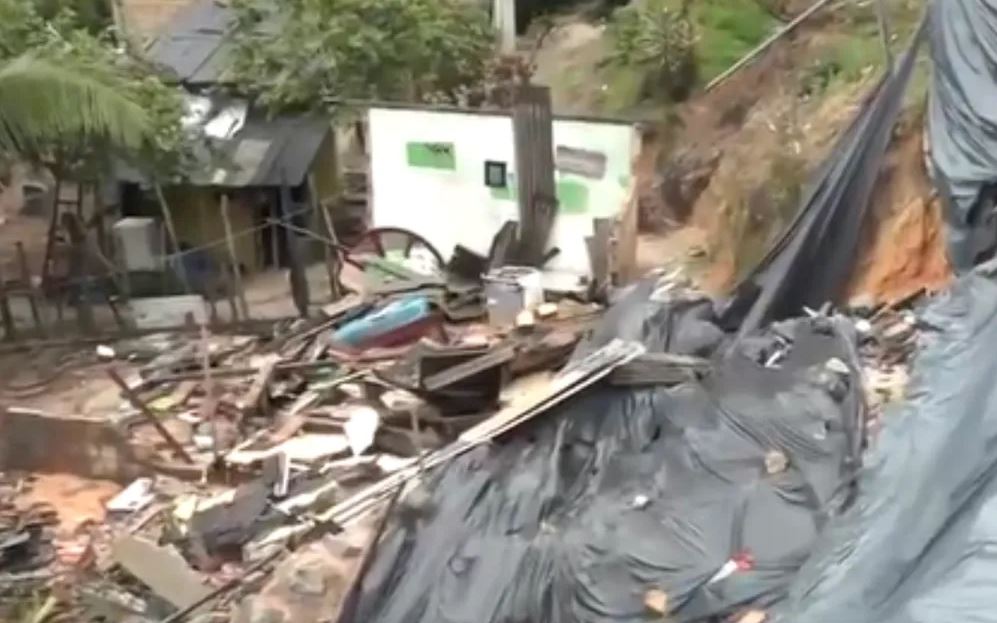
[0,245,636,621]
[0,248,938,623]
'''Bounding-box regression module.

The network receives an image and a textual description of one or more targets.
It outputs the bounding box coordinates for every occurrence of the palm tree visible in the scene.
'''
[0,53,154,159]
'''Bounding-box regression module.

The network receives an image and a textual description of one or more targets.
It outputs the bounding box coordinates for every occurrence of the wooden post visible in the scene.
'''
[310,174,342,301]
[513,85,556,267]
[280,180,310,317]
[63,213,95,335]
[108,368,195,464]
[0,264,17,341]
[15,242,45,336]
[40,178,61,291]
[153,183,192,295]
[220,193,251,320]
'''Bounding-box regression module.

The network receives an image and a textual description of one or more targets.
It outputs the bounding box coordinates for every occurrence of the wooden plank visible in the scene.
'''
[239,354,280,419]
[421,344,517,392]
[609,352,710,386]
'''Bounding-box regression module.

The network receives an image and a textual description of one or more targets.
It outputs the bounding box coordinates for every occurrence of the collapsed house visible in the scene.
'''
[7,2,997,622]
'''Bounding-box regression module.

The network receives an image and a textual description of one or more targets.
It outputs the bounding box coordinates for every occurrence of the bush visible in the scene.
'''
[608,0,698,102]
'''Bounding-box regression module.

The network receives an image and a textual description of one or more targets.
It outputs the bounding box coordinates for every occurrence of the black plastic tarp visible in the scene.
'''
[723,17,926,336]
[775,264,997,623]
[349,278,864,623]
[928,1,997,271]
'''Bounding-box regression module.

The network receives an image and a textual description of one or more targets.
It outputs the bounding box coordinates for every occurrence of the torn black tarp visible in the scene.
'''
[723,17,927,336]
[776,263,997,623]
[928,1,997,271]
[348,277,864,623]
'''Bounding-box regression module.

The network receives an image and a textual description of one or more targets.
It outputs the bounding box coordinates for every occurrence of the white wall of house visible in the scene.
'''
[368,107,637,288]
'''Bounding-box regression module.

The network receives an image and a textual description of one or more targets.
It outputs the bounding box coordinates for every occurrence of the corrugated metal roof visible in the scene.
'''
[117,110,331,189]
[201,115,331,188]
[146,0,262,86]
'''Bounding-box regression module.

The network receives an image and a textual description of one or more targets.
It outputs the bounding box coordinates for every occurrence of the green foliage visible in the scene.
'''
[604,0,775,109]
[685,0,776,82]
[0,54,149,154]
[607,0,698,102]
[34,0,112,33]
[230,0,496,112]
[0,0,188,178]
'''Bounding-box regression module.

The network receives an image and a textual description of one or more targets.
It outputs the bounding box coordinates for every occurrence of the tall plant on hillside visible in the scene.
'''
[229,0,495,112]
[608,0,698,102]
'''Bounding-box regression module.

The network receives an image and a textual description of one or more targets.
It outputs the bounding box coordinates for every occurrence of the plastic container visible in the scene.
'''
[483,266,544,328]
[332,295,434,349]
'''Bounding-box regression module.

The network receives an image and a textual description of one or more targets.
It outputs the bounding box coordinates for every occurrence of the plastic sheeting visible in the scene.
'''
[928,1,997,271]
[723,17,926,336]
[349,278,864,623]
[776,264,997,623]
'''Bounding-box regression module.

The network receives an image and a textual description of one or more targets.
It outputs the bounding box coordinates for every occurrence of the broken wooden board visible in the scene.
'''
[420,344,516,392]
[609,352,711,387]
[236,354,280,419]
[247,339,644,552]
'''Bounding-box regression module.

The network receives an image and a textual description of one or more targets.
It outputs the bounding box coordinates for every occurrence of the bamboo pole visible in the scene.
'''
[220,193,251,320]
[153,183,192,294]
[310,174,341,301]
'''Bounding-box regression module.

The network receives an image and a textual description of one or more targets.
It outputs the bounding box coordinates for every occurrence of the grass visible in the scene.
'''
[676,0,779,82]
[597,0,777,114]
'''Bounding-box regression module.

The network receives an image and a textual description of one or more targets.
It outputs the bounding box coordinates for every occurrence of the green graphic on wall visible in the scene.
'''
[406,142,457,170]
[556,179,590,214]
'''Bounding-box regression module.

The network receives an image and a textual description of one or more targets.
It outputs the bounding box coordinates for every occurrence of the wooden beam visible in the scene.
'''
[107,368,195,464]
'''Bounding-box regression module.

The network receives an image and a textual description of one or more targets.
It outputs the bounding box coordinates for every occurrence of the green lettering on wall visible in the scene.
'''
[556,179,590,214]
[406,142,457,170]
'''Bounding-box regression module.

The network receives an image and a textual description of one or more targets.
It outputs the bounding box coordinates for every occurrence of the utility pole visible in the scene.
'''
[494,0,516,54]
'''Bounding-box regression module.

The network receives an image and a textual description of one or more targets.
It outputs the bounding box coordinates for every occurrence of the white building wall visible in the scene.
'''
[368,107,637,287]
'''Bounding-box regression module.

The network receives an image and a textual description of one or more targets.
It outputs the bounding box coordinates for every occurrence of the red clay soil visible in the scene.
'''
[846,128,952,305]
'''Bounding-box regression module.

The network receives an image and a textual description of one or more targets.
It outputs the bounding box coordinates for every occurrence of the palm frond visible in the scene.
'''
[0,53,153,158]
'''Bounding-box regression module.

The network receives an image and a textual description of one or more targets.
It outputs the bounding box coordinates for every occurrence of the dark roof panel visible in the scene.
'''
[146,0,238,86]
[196,115,332,188]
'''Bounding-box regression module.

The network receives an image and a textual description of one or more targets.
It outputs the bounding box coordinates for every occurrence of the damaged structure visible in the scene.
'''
[7,2,997,622]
